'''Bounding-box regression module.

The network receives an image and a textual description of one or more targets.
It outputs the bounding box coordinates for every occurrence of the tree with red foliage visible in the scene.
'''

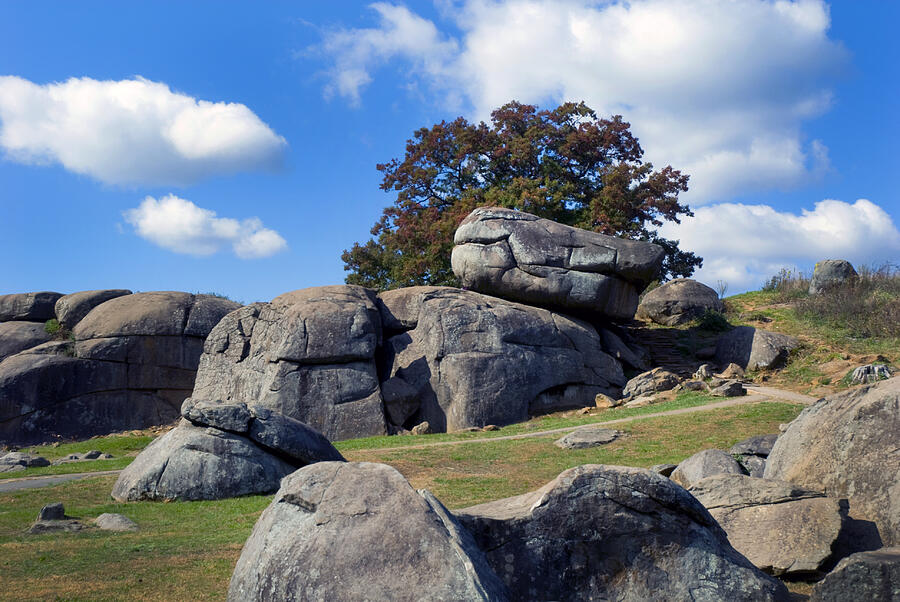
[342,101,701,290]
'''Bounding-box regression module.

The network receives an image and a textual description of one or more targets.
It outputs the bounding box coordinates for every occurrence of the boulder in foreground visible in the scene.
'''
[810,547,900,601]
[456,464,788,601]
[715,326,800,371]
[228,462,509,601]
[451,207,663,321]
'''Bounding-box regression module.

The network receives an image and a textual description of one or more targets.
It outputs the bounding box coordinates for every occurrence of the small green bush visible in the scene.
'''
[695,310,731,332]
[44,318,61,335]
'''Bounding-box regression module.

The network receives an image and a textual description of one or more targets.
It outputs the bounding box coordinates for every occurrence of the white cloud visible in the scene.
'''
[316,0,846,202]
[123,195,288,259]
[658,199,900,291]
[0,76,287,185]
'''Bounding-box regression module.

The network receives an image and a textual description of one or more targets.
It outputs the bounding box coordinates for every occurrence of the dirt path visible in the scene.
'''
[0,385,813,493]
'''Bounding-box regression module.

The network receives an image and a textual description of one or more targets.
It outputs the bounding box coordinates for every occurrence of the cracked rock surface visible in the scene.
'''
[456,464,789,601]
[227,462,509,601]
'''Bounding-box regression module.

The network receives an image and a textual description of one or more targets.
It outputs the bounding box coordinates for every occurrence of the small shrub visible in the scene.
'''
[695,310,731,332]
[44,319,61,335]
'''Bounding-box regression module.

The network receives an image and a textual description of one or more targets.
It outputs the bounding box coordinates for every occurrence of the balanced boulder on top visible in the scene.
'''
[636,278,724,326]
[451,207,663,321]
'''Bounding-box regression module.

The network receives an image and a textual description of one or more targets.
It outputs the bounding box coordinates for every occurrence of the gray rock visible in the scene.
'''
[694,363,715,380]
[730,434,779,457]
[181,398,252,433]
[246,405,346,465]
[1,451,50,467]
[53,289,132,329]
[227,462,509,602]
[598,328,651,371]
[0,291,62,322]
[28,519,85,534]
[94,513,138,532]
[111,423,296,501]
[411,421,432,435]
[809,259,858,295]
[711,380,746,397]
[679,380,707,392]
[636,279,725,326]
[456,464,789,601]
[192,287,387,441]
[0,292,238,446]
[650,463,677,477]
[554,426,622,449]
[670,449,747,489]
[622,367,681,399]
[451,207,664,321]
[810,547,900,601]
[379,376,420,426]
[715,326,800,371]
[38,502,65,520]
[378,287,624,433]
[0,464,24,473]
[737,455,767,478]
[765,376,900,546]
[850,363,893,385]
[689,474,846,576]
[0,321,53,362]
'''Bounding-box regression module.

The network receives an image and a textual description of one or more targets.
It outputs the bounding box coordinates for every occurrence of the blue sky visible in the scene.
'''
[1,1,897,302]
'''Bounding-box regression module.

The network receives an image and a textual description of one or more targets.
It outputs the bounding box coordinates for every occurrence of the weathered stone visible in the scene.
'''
[555,426,622,449]
[246,405,346,465]
[679,380,707,392]
[598,327,651,371]
[0,321,53,362]
[810,547,900,601]
[192,286,387,441]
[0,464,24,473]
[716,326,800,371]
[695,363,715,380]
[689,474,846,576]
[809,259,858,295]
[411,421,432,435]
[1,451,50,467]
[765,376,900,546]
[717,362,746,379]
[850,363,893,385]
[94,513,139,532]
[650,463,677,477]
[378,287,624,433]
[670,449,747,489]
[111,424,296,501]
[594,393,620,408]
[53,289,132,329]
[730,434,779,457]
[181,398,252,433]
[711,380,746,397]
[379,376,420,426]
[38,502,65,520]
[28,519,85,534]
[636,279,725,326]
[451,207,664,321]
[0,292,239,446]
[227,462,509,601]
[737,455,767,478]
[622,367,681,399]
[457,464,788,601]
[0,291,62,322]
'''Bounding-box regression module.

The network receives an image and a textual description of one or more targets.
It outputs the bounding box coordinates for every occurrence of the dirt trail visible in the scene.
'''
[0,385,813,493]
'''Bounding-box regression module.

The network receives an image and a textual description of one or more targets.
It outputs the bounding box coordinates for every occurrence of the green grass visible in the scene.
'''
[1,435,156,481]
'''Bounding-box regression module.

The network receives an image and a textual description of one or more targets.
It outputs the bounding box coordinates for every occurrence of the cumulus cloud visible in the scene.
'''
[0,76,287,185]
[316,0,846,202]
[658,199,900,291]
[123,195,288,259]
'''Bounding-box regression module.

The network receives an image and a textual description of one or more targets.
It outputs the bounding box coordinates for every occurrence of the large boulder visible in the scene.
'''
[765,376,900,546]
[636,279,725,326]
[622,367,681,399]
[54,289,132,329]
[689,474,847,577]
[670,449,747,489]
[810,547,900,601]
[715,326,800,371]
[450,207,664,321]
[0,321,52,362]
[228,462,509,601]
[192,286,387,441]
[112,400,344,502]
[377,286,625,432]
[0,291,62,322]
[809,259,858,295]
[456,464,788,601]
[0,292,239,446]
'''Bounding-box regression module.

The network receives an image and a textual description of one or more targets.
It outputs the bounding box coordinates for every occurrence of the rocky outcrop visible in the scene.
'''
[192,286,388,441]
[811,547,900,601]
[765,376,900,546]
[809,259,858,295]
[730,434,778,477]
[636,279,724,326]
[689,474,847,577]
[228,462,509,601]
[450,207,663,321]
[0,291,62,322]
[0,321,52,362]
[377,287,624,433]
[622,367,681,399]
[54,289,132,329]
[554,426,622,449]
[715,326,800,371]
[456,464,788,601]
[112,400,344,501]
[670,449,747,489]
[0,292,239,446]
